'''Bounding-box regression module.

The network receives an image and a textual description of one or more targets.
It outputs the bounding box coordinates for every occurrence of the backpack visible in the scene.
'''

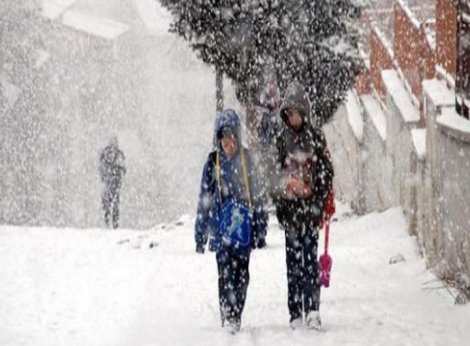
[214,148,254,251]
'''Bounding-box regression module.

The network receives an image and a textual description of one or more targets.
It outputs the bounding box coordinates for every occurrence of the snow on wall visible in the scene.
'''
[360,94,387,141]
[345,90,364,143]
[382,69,420,211]
[382,69,420,124]
[411,128,426,161]
[325,91,395,215]
[397,0,421,28]
[421,87,447,267]
[360,94,394,211]
[324,102,364,213]
[422,78,455,111]
[437,108,470,140]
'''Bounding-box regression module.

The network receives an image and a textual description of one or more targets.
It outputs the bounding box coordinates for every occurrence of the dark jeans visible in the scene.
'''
[102,186,120,229]
[216,248,250,326]
[285,227,320,321]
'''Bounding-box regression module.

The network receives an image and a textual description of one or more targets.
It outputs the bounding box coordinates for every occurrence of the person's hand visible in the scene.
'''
[325,191,336,216]
[251,234,258,250]
[286,176,312,198]
[195,244,205,254]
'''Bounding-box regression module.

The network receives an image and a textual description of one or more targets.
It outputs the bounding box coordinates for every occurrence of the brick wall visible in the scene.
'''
[356,70,371,95]
[355,1,454,111]
[436,0,457,76]
[394,2,436,102]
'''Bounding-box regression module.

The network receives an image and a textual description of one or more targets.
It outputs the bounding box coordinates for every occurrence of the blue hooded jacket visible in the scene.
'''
[195,109,267,254]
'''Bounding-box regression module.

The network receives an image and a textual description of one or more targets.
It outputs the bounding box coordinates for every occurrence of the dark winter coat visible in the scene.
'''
[257,81,282,153]
[275,82,334,231]
[195,109,267,255]
[257,106,281,154]
[99,145,126,188]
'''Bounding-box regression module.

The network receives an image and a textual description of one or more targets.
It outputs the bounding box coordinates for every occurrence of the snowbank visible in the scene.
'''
[1,206,469,345]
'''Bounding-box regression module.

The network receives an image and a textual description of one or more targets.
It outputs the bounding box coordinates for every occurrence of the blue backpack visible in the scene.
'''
[215,149,253,251]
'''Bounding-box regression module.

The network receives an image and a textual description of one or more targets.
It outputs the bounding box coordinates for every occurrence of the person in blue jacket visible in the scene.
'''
[195,109,267,334]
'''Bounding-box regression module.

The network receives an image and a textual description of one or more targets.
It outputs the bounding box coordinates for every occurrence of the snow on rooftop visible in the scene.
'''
[42,0,76,20]
[62,10,130,40]
[133,0,171,36]
[411,128,426,160]
[382,69,420,124]
[422,79,455,109]
[360,94,387,141]
[346,91,364,143]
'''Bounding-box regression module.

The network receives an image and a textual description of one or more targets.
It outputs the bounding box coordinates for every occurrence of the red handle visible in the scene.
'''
[324,221,330,255]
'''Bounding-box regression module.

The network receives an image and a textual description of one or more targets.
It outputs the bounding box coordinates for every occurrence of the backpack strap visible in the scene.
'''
[276,127,287,167]
[215,152,222,202]
[240,148,253,208]
[215,149,252,208]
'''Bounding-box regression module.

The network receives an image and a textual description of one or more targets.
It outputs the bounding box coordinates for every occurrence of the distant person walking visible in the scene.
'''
[99,136,126,229]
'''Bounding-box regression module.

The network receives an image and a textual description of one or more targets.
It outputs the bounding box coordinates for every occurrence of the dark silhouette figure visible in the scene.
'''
[99,137,126,229]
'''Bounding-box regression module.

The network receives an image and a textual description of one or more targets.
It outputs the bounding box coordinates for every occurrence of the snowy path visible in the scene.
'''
[1,207,469,346]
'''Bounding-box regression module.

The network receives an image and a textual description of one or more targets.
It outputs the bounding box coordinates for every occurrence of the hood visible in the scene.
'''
[279,82,312,128]
[213,109,242,149]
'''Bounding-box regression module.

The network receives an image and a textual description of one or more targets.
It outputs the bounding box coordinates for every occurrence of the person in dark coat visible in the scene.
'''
[257,72,282,153]
[99,136,126,229]
[195,109,267,334]
[274,82,334,330]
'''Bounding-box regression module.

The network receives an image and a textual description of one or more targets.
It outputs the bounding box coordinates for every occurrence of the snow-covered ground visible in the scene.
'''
[1,204,469,346]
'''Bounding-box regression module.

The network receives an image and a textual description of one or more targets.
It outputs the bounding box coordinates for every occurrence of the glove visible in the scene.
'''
[286,176,312,198]
[195,243,205,254]
[319,190,335,228]
[325,190,335,217]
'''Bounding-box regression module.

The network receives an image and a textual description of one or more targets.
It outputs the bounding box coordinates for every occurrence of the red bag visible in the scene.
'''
[319,221,332,288]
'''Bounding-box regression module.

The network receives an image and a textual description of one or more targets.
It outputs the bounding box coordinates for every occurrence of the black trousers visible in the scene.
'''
[284,227,320,321]
[216,248,250,326]
[102,186,120,228]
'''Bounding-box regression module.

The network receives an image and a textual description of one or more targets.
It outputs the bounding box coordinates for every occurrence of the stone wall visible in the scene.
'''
[436,109,470,284]
[382,70,420,216]
[324,92,365,213]
[329,76,470,291]
[420,79,455,264]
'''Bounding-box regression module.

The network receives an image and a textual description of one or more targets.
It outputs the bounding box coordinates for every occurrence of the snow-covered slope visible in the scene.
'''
[1,205,469,345]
